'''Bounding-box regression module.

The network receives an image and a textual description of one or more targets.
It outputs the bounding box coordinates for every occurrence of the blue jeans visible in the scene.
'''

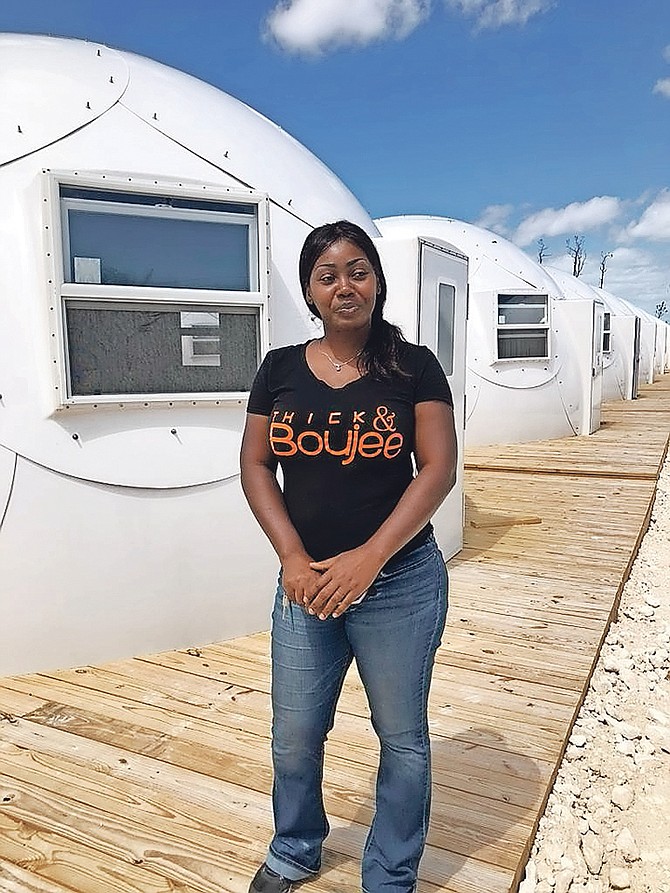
[265,536,448,893]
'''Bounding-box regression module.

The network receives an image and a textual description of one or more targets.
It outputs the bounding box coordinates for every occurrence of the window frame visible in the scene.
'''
[61,298,262,398]
[602,311,612,354]
[435,281,456,377]
[43,171,271,408]
[495,291,550,362]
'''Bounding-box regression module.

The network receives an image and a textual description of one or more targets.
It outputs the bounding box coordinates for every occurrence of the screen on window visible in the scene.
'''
[65,301,259,396]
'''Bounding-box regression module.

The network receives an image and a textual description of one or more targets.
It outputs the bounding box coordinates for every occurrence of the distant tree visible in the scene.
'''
[599,251,613,289]
[566,235,586,277]
[656,300,668,319]
[537,238,551,265]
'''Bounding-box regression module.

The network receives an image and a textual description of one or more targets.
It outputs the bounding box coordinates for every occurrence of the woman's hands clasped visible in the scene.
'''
[280,552,323,606]
[282,545,385,619]
[304,545,385,620]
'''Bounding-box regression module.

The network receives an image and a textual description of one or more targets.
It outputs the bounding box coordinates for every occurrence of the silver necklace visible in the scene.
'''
[317,338,363,373]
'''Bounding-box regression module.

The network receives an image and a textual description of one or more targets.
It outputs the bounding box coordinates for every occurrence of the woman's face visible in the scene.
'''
[307,239,378,336]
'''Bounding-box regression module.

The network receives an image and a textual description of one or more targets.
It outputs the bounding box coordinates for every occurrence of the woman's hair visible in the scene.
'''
[298,220,408,380]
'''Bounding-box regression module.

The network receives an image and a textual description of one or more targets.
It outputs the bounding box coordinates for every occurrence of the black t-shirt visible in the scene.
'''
[246,340,453,562]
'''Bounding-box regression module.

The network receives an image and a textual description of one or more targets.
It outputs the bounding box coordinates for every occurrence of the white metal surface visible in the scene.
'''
[548,268,632,404]
[0,35,128,166]
[590,301,605,433]
[618,300,657,385]
[627,305,662,381]
[0,34,380,674]
[375,235,468,560]
[652,319,667,377]
[0,444,16,521]
[376,216,601,446]
[0,459,277,676]
[595,287,646,397]
[116,46,374,232]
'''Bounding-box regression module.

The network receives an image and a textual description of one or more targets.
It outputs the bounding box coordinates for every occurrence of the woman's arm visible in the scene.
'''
[240,413,322,604]
[306,400,458,618]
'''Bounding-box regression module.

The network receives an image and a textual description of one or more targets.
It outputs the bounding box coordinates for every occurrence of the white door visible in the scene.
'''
[631,316,641,399]
[590,301,604,433]
[418,241,468,559]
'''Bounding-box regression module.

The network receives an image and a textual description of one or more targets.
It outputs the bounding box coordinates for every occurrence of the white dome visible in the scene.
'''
[0,33,375,230]
[0,34,129,165]
[0,32,379,490]
[545,266,602,302]
[592,286,638,318]
[0,33,382,673]
[377,215,563,296]
[375,214,605,445]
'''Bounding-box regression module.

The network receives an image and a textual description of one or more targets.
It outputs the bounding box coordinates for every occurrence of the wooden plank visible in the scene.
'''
[0,859,77,893]
[46,660,563,779]
[0,757,494,893]
[470,515,542,528]
[0,379,667,893]
[0,736,531,872]
[447,607,607,645]
[0,720,511,893]
[0,767,367,893]
[0,679,278,792]
[139,648,272,696]
[0,686,49,717]
[464,390,670,478]
[120,649,573,760]
[325,821,516,893]
[0,813,193,893]
[1,696,543,855]
[432,663,579,708]
[430,677,576,730]
[1,668,552,809]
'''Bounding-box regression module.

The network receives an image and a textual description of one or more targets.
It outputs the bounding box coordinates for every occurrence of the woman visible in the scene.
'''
[240,220,457,893]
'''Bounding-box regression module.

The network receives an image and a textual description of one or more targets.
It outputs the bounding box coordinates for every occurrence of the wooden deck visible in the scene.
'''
[1,377,669,893]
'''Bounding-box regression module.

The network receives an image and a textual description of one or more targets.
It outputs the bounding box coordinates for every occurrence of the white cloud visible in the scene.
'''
[470,194,669,312]
[473,203,514,233]
[590,246,670,314]
[265,0,553,54]
[513,196,622,247]
[445,0,553,29]
[653,77,670,98]
[543,243,668,314]
[626,190,670,241]
[265,0,431,54]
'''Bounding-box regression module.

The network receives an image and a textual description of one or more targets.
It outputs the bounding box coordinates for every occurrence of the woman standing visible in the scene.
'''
[240,220,457,893]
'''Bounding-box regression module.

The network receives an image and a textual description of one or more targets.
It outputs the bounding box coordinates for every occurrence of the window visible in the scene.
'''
[48,177,269,404]
[437,283,455,376]
[602,311,612,353]
[64,301,259,396]
[61,187,258,291]
[496,293,549,360]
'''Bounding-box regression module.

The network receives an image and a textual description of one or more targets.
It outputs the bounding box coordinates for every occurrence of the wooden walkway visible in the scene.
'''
[1,377,669,893]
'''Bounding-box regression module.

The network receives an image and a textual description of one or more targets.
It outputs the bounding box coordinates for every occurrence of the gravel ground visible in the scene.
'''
[518,453,670,893]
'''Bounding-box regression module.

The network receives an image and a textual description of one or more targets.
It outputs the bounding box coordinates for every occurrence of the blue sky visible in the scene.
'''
[2,0,669,316]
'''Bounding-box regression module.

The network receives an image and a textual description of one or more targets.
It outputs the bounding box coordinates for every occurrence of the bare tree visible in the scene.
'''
[566,235,586,277]
[656,300,668,319]
[599,251,613,289]
[537,238,551,265]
